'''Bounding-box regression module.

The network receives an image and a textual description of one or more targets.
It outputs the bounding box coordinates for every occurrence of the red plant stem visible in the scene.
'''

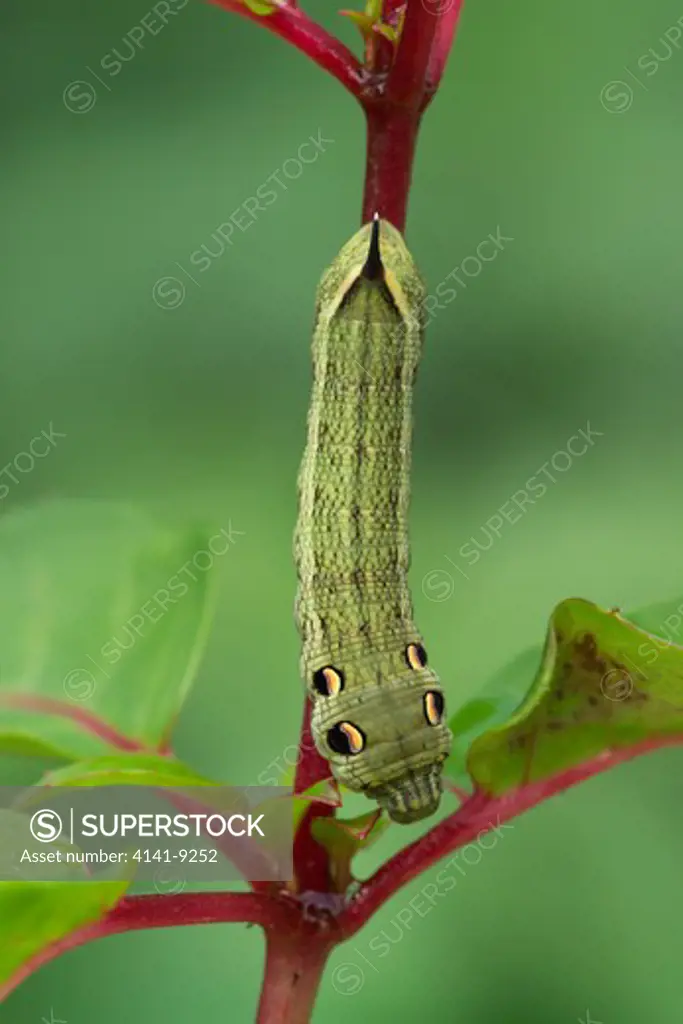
[209,0,365,98]
[338,734,683,938]
[0,892,294,1004]
[0,693,148,753]
[293,698,330,796]
[361,103,421,229]
[5,735,683,1008]
[425,0,465,105]
[384,0,442,107]
[360,0,465,226]
[293,700,335,892]
[256,929,334,1024]
[292,803,334,893]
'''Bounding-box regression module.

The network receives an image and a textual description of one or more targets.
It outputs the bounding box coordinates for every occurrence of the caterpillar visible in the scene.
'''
[294,215,452,824]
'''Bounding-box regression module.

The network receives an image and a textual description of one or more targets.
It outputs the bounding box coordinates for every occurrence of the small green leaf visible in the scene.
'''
[312,810,389,891]
[297,777,340,804]
[0,500,223,760]
[0,878,129,991]
[242,0,276,14]
[285,778,340,836]
[340,9,373,34]
[467,597,683,795]
[339,0,400,45]
[312,809,388,854]
[362,0,383,20]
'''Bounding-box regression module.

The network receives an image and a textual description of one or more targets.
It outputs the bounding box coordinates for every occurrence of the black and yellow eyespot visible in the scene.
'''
[312,666,344,697]
[327,721,366,756]
[405,642,427,671]
[423,691,445,726]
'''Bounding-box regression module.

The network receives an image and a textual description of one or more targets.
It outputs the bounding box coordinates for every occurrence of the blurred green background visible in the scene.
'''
[2,0,683,1019]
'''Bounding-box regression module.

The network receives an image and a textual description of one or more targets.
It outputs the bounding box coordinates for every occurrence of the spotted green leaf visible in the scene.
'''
[467,597,683,795]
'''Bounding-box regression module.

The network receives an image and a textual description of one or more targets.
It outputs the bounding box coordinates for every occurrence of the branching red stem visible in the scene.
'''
[0,3,473,1017]
[360,0,465,224]
[207,0,465,230]
[209,0,366,98]
[384,0,442,106]
[338,733,683,938]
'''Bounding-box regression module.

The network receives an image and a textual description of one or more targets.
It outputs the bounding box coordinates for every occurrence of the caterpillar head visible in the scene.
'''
[314,214,426,332]
[309,644,453,824]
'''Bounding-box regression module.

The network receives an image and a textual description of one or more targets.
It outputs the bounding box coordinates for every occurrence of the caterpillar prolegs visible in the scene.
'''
[294,216,452,824]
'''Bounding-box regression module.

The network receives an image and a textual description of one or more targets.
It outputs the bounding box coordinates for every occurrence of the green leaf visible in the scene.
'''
[0,500,222,760]
[30,753,221,789]
[467,597,683,795]
[17,753,258,823]
[0,810,132,991]
[0,878,129,990]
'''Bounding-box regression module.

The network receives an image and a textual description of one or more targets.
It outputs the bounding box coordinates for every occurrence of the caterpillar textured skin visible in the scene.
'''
[294,217,452,824]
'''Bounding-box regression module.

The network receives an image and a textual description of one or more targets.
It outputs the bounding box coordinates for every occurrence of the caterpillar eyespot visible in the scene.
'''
[294,216,453,824]
[312,666,344,697]
[327,721,366,755]
[405,642,427,670]
[424,691,445,726]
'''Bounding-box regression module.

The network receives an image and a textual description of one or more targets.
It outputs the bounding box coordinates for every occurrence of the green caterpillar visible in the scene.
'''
[294,216,452,824]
